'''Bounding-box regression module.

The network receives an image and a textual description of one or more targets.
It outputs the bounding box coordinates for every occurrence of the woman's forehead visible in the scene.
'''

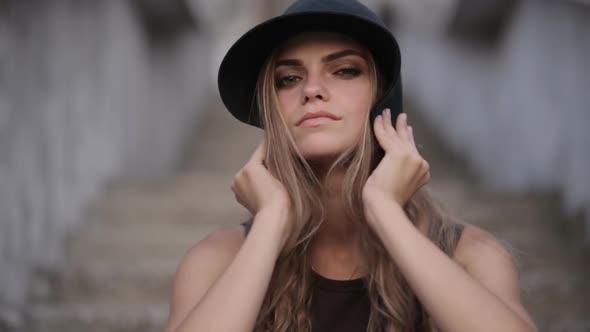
[276,32,367,59]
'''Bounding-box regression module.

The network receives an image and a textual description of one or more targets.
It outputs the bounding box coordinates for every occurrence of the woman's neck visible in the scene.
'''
[308,168,365,278]
[311,166,359,243]
[317,189,358,244]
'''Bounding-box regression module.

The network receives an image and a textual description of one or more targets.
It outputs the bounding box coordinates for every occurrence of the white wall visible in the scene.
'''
[398,0,590,238]
[0,0,211,323]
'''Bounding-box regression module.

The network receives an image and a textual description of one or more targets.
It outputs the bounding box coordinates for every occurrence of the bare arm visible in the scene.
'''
[363,192,537,332]
[165,206,290,332]
[363,110,537,331]
[166,139,293,331]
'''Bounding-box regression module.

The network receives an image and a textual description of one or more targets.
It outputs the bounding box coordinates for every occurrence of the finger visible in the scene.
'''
[373,115,391,151]
[383,108,397,137]
[421,170,431,186]
[420,160,431,183]
[396,113,411,142]
[408,126,419,153]
[408,126,415,145]
[423,160,431,174]
[248,139,267,164]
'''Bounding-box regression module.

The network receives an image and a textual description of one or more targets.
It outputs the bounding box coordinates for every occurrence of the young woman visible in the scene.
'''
[165,0,537,331]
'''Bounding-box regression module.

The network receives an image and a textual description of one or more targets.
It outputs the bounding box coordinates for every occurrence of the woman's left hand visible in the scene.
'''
[362,109,430,207]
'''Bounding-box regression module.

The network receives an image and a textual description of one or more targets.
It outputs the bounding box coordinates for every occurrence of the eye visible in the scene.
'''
[334,67,362,77]
[275,75,301,88]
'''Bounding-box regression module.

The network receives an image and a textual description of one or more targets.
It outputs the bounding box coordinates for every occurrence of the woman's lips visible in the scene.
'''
[298,116,337,127]
[296,111,341,127]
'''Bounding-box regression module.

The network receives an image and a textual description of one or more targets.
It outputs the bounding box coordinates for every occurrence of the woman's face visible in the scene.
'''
[274,32,373,164]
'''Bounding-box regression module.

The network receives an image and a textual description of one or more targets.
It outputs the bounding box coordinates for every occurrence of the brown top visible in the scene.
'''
[310,270,370,331]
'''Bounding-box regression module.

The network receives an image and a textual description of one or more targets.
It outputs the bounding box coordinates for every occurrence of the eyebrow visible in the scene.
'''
[276,49,367,68]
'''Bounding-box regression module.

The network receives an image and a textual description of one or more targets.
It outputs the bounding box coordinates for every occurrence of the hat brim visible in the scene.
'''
[217,11,401,127]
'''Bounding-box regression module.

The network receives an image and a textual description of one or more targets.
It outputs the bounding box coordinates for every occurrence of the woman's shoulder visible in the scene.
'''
[170,224,247,299]
[166,225,247,331]
[451,224,536,328]
[183,224,247,265]
[173,224,247,285]
[453,224,514,269]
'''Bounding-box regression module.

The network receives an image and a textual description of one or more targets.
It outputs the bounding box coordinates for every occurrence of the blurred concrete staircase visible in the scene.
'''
[24,104,261,332]
[24,102,589,331]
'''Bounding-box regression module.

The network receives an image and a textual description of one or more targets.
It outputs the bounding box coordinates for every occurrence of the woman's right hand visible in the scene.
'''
[231,139,291,217]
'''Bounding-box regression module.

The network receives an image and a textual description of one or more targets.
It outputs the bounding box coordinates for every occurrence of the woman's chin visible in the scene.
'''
[298,142,351,163]
[301,149,342,164]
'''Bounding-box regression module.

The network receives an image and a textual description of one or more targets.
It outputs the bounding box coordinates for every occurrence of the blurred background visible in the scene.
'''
[0,0,588,331]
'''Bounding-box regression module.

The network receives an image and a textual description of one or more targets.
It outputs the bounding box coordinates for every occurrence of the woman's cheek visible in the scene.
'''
[277,95,299,121]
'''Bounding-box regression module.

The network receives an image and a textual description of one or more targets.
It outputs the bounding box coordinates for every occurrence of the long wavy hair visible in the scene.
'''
[251,38,464,332]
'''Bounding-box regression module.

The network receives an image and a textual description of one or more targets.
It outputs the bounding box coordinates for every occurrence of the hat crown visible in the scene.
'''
[284,0,384,27]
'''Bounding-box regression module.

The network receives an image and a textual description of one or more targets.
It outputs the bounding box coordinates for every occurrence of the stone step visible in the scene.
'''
[188,139,263,172]
[31,222,246,305]
[95,172,245,225]
[42,170,251,305]
[72,259,175,303]
[25,303,167,332]
[34,258,175,305]
[39,222,248,305]
[185,106,262,172]
[69,214,243,264]
[190,102,261,143]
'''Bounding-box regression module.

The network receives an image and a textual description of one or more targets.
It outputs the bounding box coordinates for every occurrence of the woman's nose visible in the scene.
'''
[302,74,329,104]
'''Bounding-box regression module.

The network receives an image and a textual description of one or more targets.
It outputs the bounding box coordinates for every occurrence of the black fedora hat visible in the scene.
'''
[217,0,402,128]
